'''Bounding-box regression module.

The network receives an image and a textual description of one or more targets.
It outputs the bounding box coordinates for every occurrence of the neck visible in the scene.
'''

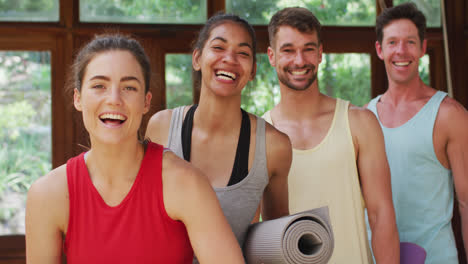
[85,139,144,182]
[384,77,429,103]
[275,82,324,120]
[195,86,243,134]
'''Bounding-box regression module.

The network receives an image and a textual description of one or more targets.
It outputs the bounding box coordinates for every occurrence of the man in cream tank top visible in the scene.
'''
[366,3,468,263]
[263,7,399,263]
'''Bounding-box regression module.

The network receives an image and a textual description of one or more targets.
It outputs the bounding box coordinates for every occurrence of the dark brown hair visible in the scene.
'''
[66,33,151,96]
[376,2,426,45]
[268,7,322,47]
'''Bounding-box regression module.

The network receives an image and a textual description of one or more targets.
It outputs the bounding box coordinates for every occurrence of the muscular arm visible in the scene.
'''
[163,152,244,264]
[261,123,291,220]
[350,107,399,264]
[26,166,68,264]
[443,99,468,257]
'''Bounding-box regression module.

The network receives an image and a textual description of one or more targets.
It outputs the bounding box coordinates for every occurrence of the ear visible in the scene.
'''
[250,62,257,81]
[318,43,323,64]
[267,46,276,67]
[421,39,427,57]
[192,49,201,71]
[375,41,384,60]
[143,91,152,114]
[73,88,82,112]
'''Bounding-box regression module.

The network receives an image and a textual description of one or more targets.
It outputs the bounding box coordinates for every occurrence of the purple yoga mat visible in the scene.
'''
[400,242,426,264]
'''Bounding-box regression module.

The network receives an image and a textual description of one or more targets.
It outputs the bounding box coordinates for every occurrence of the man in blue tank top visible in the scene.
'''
[367,3,468,263]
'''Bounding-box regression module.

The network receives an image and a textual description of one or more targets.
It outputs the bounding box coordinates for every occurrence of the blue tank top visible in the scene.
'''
[367,91,457,264]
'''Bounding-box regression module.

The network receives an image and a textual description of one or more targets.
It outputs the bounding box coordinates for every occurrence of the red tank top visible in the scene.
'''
[64,142,193,263]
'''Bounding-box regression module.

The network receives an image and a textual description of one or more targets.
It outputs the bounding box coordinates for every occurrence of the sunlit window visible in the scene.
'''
[226,0,375,26]
[0,51,51,235]
[0,0,59,22]
[165,54,193,109]
[419,54,430,86]
[80,0,207,24]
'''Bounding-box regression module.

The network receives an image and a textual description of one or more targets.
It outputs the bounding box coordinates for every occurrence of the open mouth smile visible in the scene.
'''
[215,70,237,81]
[99,113,127,125]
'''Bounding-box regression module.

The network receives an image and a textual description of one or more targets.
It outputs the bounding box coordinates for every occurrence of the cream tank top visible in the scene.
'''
[263,99,373,264]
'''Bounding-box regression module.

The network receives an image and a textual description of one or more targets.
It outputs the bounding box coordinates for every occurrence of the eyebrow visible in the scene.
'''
[89,75,141,84]
[279,42,319,50]
[210,36,253,50]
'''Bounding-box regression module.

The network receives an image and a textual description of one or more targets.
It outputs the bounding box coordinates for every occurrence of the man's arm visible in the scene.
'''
[442,99,468,256]
[349,107,399,264]
[261,122,292,220]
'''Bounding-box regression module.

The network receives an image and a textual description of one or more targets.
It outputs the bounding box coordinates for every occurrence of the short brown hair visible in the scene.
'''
[268,7,322,47]
[376,3,426,45]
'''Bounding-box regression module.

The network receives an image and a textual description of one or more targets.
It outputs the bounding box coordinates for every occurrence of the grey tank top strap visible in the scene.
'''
[167,106,269,254]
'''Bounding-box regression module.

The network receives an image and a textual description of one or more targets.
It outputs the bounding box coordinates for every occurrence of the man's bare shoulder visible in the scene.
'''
[348,104,382,144]
[348,104,380,126]
[437,96,468,132]
[439,96,468,119]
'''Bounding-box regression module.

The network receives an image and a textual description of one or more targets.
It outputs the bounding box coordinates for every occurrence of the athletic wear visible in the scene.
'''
[168,106,269,249]
[181,105,251,186]
[368,91,457,264]
[64,142,193,264]
[263,99,373,264]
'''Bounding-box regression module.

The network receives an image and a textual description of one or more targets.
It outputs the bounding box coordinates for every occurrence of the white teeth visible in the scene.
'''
[218,75,234,81]
[394,62,410,66]
[291,70,307,75]
[216,70,236,80]
[100,113,126,121]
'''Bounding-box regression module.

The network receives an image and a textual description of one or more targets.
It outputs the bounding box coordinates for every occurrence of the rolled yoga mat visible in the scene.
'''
[243,207,334,264]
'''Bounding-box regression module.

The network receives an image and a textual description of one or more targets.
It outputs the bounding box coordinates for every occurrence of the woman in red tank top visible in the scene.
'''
[25,34,244,264]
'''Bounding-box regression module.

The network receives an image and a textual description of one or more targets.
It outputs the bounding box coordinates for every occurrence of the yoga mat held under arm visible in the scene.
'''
[243,207,334,264]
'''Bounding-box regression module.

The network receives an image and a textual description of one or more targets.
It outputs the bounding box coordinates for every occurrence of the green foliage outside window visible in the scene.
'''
[0,51,51,234]
[80,0,206,23]
[165,54,193,108]
[0,0,58,21]
[227,0,375,25]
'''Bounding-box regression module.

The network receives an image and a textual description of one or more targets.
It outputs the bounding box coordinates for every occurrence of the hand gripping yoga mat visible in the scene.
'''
[244,207,334,264]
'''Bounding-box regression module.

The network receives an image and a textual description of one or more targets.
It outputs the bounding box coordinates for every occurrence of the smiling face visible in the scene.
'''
[192,21,256,97]
[268,26,322,91]
[376,18,426,86]
[74,50,152,145]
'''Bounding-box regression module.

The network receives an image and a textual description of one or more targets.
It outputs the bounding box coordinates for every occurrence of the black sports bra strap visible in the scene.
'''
[227,109,250,185]
[181,106,251,186]
[181,105,198,161]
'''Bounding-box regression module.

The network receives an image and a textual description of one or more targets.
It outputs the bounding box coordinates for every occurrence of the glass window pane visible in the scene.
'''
[393,0,440,27]
[0,0,59,22]
[242,54,280,116]
[165,54,193,109]
[319,53,371,106]
[0,51,51,235]
[419,54,430,86]
[226,0,375,26]
[80,0,206,24]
